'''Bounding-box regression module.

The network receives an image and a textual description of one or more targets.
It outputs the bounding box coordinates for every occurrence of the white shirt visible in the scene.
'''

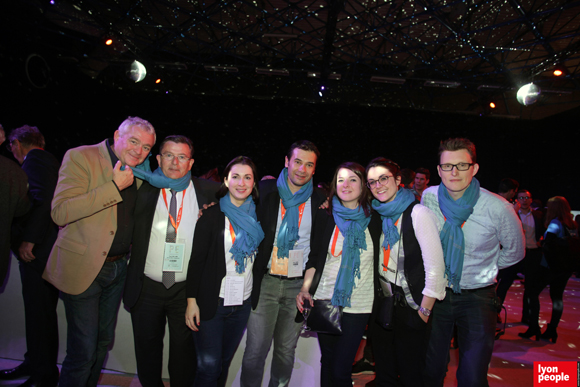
[219,217,254,301]
[519,210,538,249]
[314,226,374,314]
[144,182,199,283]
[268,197,312,271]
[422,186,525,290]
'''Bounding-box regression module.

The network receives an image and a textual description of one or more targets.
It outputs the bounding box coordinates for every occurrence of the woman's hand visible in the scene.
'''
[418,309,429,323]
[296,290,313,313]
[185,298,201,331]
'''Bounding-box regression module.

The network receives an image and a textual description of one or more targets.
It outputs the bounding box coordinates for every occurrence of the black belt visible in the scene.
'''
[267,272,304,280]
[446,284,495,293]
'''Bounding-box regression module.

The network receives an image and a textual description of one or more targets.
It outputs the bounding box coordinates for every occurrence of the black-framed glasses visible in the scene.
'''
[517,196,531,200]
[366,175,393,189]
[160,153,190,163]
[438,163,474,172]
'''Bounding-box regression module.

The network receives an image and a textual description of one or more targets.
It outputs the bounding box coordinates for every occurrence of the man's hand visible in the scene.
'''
[197,201,217,219]
[113,161,134,191]
[19,241,36,262]
[319,198,329,210]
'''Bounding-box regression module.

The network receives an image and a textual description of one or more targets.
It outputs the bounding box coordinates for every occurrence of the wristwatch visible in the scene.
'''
[419,307,432,317]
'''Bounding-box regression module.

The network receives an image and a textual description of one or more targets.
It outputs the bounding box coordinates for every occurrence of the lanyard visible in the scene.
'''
[162,189,186,232]
[229,222,236,244]
[444,216,466,228]
[330,226,342,257]
[280,202,306,228]
[382,219,399,272]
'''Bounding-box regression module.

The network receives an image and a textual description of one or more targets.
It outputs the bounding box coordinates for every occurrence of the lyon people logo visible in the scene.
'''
[534,361,578,386]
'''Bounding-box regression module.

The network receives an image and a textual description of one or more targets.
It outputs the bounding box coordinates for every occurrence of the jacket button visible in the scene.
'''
[109,231,114,235]
[102,251,107,256]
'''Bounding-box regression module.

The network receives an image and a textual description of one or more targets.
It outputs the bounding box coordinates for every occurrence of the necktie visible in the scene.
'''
[162,190,177,289]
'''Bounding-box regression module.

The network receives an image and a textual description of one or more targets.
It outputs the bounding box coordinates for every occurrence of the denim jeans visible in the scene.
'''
[424,286,497,387]
[59,257,127,387]
[240,274,304,387]
[317,312,370,387]
[192,297,252,387]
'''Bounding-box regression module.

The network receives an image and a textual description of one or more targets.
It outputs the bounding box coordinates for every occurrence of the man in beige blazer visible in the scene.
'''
[43,117,156,387]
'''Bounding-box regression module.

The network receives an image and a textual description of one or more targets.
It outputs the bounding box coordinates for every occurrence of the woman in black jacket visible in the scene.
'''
[296,161,381,387]
[185,156,264,387]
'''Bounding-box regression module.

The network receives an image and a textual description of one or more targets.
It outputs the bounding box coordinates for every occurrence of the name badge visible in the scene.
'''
[287,249,304,278]
[224,276,245,306]
[163,242,185,272]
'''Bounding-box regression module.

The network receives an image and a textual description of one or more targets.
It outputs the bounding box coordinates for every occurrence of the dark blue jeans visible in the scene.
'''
[59,258,127,387]
[317,312,370,387]
[193,297,252,387]
[424,286,497,387]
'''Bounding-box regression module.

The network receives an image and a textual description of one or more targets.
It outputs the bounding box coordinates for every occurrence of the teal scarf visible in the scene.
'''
[275,168,313,258]
[220,195,265,274]
[438,178,480,293]
[331,197,371,307]
[128,155,191,192]
[372,188,416,250]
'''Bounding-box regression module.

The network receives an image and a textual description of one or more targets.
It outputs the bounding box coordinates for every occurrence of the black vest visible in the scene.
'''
[400,201,426,306]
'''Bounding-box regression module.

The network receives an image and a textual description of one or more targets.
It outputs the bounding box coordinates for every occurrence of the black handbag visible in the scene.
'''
[375,278,396,330]
[306,299,343,335]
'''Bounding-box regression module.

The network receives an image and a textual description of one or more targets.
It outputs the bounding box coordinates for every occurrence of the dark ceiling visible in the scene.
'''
[4,0,580,119]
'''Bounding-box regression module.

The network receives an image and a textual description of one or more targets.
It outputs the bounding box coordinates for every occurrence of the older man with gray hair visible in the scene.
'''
[44,117,156,387]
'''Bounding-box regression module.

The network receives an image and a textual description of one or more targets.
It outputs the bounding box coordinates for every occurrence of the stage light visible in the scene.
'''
[127,60,147,83]
[516,83,541,106]
[489,102,496,109]
[554,69,563,76]
[155,78,161,84]
[105,39,113,46]
[552,64,567,77]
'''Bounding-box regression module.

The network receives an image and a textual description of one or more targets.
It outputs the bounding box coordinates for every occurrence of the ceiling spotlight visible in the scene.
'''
[105,39,113,46]
[155,78,161,84]
[127,60,147,83]
[552,64,567,77]
[516,83,541,106]
[489,102,496,109]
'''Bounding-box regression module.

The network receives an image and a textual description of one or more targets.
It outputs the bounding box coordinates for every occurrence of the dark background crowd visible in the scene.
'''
[0,48,578,210]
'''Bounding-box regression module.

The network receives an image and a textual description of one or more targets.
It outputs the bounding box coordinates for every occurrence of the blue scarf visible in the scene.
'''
[275,168,313,258]
[220,195,265,274]
[371,188,416,251]
[128,155,191,192]
[331,197,371,308]
[438,178,481,293]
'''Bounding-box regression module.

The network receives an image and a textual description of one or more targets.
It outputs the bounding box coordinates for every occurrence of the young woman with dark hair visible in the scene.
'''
[185,156,264,387]
[296,161,381,387]
[365,157,445,387]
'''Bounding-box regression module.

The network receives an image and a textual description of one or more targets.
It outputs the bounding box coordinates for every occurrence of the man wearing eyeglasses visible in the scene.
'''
[421,138,524,387]
[44,117,156,387]
[124,135,219,387]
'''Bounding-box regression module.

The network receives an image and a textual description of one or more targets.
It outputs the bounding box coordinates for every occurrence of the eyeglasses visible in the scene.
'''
[160,153,190,163]
[366,175,393,189]
[517,196,531,200]
[438,163,474,172]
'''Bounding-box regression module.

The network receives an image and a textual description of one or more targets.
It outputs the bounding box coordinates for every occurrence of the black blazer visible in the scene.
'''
[10,149,60,274]
[124,177,219,309]
[251,179,327,309]
[0,156,30,284]
[185,202,262,320]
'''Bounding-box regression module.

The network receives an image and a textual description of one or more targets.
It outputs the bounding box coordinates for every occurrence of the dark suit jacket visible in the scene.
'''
[124,177,219,310]
[185,203,229,321]
[251,179,327,309]
[11,149,60,274]
[0,155,30,285]
[519,209,545,246]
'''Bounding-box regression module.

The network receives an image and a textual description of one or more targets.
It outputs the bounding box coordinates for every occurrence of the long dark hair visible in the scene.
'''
[216,156,260,203]
[327,162,371,217]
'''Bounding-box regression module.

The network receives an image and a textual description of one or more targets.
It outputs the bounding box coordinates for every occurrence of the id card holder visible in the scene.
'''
[378,276,393,297]
[287,249,304,278]
[270,246,288,275]
[224,276,245,306]
[163,239,185,272]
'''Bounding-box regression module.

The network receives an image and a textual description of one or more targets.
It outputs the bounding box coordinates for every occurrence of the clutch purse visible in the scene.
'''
[306,299,343,335]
